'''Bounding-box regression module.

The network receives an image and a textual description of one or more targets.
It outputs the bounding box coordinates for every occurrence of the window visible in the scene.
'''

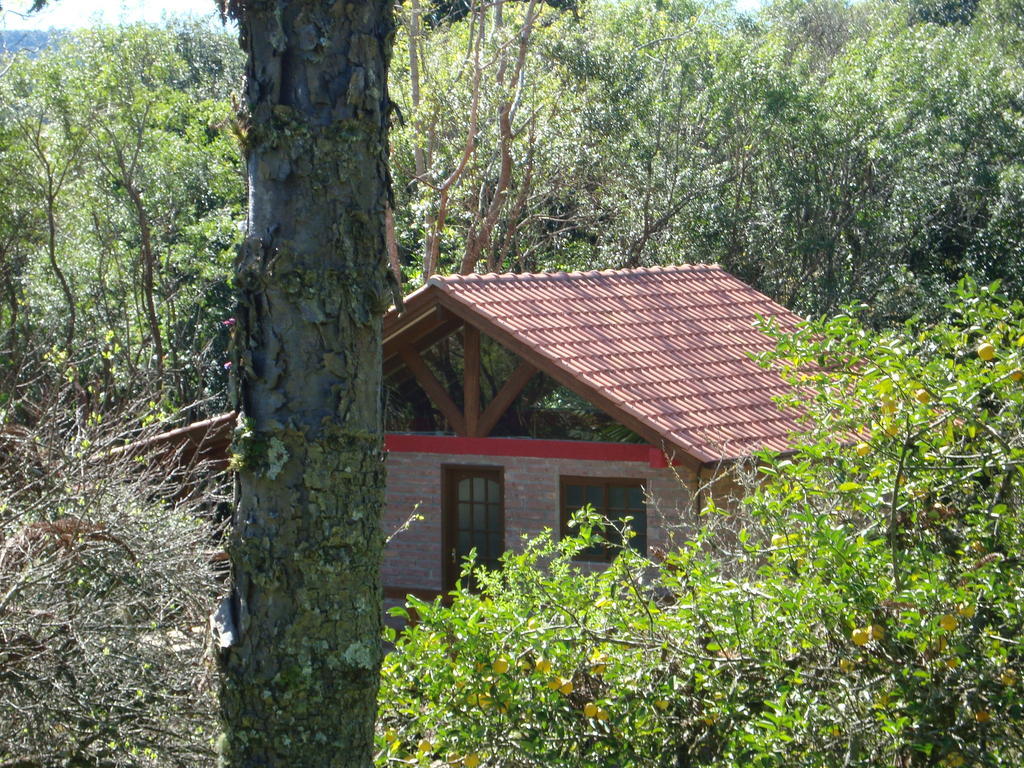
[559,477,646,561]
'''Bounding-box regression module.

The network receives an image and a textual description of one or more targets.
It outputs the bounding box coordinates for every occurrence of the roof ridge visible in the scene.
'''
[428,264,722,285]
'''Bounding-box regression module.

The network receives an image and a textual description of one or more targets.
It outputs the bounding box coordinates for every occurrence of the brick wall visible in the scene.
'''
[382,448,701,595]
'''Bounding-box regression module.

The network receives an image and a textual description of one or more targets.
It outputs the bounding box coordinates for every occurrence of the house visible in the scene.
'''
[378,265,802,603]
[130,265,804,604]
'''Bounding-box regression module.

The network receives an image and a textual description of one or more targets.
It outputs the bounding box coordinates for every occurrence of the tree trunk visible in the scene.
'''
[217,1,394,766]
[125,184,164,381]
[44,185,75,357]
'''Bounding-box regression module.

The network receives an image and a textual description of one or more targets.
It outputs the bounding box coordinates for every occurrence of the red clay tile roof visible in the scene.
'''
[391,265,804,465]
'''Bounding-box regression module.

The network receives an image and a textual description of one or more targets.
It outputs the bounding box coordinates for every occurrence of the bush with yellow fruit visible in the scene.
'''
[376,282,1024,767]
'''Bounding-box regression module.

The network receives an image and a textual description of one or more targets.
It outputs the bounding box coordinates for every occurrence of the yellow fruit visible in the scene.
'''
[535,659,552,674]
[870,624,885,641]
[957,604,976,619]
[547,677,561,690]
[417,739,432,753]
[464,754,481,768]
[945,656,960,669]
[384,728,398,743]
[855,442,871,457]
[939,614,958,632]
[559,680,574,695]
[655,699,670,710]
[932,635,948,653]
[839,659,855,673]
[769,532,799,547]
[583,702,599,718]
[881,396,897,415]
[596,708,610,721]
[591,664,606,675]
[974,710,991,723]
[884,423,900,437]
[914,388,931,404]
[1011,369,1023,382]
[978,342,996,361]
[851,627,871,646]
[1000,668,1018,686]
[492,658,510,674]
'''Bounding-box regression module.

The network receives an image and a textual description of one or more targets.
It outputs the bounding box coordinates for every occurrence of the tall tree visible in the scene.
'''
[214,1,394,766]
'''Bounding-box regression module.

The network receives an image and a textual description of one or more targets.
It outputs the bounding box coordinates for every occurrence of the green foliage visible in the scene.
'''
[0,22,244,409]
[388,0,1024,322]
[378,283,1024,767]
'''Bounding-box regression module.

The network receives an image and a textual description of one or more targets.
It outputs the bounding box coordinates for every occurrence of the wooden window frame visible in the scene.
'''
[559,476,647,562]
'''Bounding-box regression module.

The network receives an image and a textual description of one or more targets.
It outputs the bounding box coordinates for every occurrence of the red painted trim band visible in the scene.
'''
[385,433,671,468]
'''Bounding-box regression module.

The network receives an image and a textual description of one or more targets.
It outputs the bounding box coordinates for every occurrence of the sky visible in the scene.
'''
[3,0,762,30]
[1,0,221,30]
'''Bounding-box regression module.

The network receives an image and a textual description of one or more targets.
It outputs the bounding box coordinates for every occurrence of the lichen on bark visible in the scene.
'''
[217,1,395,765]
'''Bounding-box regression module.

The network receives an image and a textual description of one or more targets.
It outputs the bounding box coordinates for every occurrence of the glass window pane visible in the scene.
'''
[458,531,470,555]
[458,478,471,502]
[627,486,644,508]
[473,477,485,500]
[486,479,500,503]
[473,504,486,531]
[458,502,470,528]
[487,505,500,531]
[474,531,488,555]
[566,484,583,508]
[586,485,603,508]
[609,485,625,508]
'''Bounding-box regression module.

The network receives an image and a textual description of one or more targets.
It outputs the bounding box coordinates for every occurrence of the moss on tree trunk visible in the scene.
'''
[217,1,395,765]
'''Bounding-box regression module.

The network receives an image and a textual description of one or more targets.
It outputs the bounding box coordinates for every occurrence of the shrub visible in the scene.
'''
[377,280,1024,767]
[0,377,224,767]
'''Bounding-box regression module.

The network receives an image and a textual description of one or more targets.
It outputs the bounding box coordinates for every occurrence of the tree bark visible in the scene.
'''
[217,1,394,765]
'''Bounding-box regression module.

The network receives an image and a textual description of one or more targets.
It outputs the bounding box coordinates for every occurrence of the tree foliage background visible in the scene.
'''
[3,0,1024,413]
[386,0,1024,323]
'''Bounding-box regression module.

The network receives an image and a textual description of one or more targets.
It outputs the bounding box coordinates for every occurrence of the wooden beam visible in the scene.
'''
[384,306,458,360]
[398,345,467,436]
[463,325,480,437]
[383,313,463,379]
[477,360,536,437]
